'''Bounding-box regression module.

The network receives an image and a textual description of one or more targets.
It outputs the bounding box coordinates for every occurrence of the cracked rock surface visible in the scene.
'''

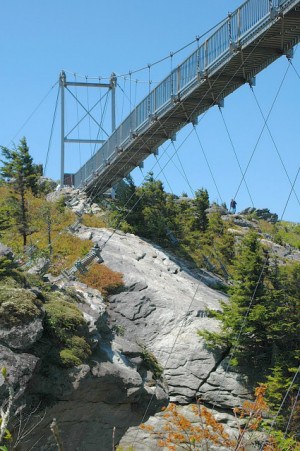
[78,227,251,406]
[1,227,257,450]
[74,227,256,449]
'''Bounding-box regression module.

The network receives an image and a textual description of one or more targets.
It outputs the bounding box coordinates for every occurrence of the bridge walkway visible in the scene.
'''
[72,0,300,194]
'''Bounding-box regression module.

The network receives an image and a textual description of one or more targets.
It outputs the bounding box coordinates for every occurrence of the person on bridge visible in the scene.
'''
[230,199,237,214]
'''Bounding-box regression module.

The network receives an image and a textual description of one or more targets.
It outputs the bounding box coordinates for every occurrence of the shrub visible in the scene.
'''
[0,256,16,277]
[49,232,92,275]
[0,287,42,326]
[44,298,91,367]
[44,299,86,342]
[141,346,163,380]
[79,263,124,296]
[82,213,106,228]
[59,349,82,367]
[59,336,91,367]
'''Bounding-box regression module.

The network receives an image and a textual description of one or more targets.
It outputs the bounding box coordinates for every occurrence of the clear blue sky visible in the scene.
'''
[1,0,299,222]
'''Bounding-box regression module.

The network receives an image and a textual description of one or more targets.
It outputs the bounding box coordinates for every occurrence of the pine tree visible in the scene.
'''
[199,231,269,365]
[264,262,300,432]
[194,188,209,232]
[0,205,12,237]
[135,172,168,241]
[0,138,40,247]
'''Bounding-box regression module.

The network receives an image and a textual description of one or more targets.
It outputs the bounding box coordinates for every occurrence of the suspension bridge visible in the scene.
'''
[59,0,300,195]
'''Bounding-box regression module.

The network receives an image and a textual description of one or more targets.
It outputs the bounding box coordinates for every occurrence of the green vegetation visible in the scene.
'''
[81,213,106,228]
[0,140,299,447]
[141,346,163,380]
[199,231,300,441]
[0,138,41,247]
[0,257,92,368]
[0,254,16,278]
[44,298,91,367]
[108,174,234,279]
[0,184,92,275]
[0,286,42,327]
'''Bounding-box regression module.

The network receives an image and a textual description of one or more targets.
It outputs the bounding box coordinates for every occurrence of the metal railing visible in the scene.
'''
[74,0,292,189]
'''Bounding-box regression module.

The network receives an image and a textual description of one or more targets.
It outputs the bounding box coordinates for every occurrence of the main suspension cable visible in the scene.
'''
[8,81,58,146]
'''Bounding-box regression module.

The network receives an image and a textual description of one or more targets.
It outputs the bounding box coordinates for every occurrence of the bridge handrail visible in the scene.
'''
[74,0,291,189]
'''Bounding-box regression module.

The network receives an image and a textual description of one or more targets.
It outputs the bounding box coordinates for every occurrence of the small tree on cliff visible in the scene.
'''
[135,172,168,241]
[194,188,209,232]
[199,231,269,364]
[0,138,41,247]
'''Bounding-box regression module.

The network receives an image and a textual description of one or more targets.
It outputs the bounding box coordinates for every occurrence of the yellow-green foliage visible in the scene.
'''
[44,299,85,341]
[79,263,124,295]
[82,213,106,228]
[141,346,163,380]
[0,185,93,274]
[0,286,42,327]
[44,298,91,367]
[116,447,134,451]
[259,220,300,249]
[60,336,91,367]
[59,349,82,367]
[50,232,92,275]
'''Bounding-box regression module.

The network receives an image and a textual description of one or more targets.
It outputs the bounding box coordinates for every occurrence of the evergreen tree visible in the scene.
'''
[114,175,136,208]
[0,138,40,246]
[265,262,300,431]
[0,205,12,237]
[135,172,168,241]
[199,231,269,364]
[194,188,209,232]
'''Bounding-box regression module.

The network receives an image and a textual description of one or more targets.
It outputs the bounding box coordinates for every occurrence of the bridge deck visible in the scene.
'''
[72,0,300,194]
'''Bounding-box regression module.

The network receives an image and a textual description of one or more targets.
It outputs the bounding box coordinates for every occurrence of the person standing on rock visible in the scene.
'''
[230,199,237,214]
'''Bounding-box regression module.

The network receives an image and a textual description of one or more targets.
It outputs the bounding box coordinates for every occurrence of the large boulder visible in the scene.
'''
[21,335,168,451]
[0,345,39,400]
[239,207,278,223]
[77,227,252,409]
[0,287,44,351]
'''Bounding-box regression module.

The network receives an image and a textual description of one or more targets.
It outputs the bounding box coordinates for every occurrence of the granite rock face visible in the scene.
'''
[0,227,258,450]
[77,227,250,407]
[0,317,44,351]
[70,227,255,449]
[0,275,168,450]
[0,345,40,400]
[25,339,168,451]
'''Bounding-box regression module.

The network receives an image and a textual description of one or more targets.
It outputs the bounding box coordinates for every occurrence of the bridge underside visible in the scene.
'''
[72,1,300,195]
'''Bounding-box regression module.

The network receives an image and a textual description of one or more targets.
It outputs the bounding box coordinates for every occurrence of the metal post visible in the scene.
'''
[60,71,66,188]
[111,72,117,132]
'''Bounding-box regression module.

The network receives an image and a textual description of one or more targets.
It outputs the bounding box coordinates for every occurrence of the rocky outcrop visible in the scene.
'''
[46,187,101,215]
[1,225,269,450]
[239,207,278,223]
[0,317,44,351]
[0,286,44,351]
[37,176,58,193]
[0,345,39,400]
[260,238,300,262]
[24,339,168,451]
[70,227,255,449]
[0,276,168,450]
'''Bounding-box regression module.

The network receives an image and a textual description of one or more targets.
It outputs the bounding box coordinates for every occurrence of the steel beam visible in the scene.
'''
[60,71,66,188]
[64,139,106,144]
[65,81,111,88]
